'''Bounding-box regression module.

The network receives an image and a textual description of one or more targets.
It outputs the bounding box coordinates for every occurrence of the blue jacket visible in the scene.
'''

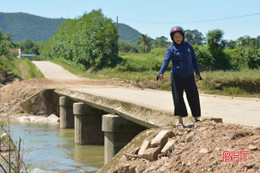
[158,41,201,78]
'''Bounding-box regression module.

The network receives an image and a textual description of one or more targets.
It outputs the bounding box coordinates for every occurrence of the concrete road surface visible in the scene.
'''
[33,61,260,127]
[33,61,82,80]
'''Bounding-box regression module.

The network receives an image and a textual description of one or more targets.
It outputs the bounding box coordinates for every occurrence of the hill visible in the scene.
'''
[0,12,65,41]
[118,23,142,42]
[0,12,141,42]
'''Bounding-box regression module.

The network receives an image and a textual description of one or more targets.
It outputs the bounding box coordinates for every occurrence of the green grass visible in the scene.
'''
[198,70,260,98]
[6,58,21,77]
[6,58,44,80]
[22,59,44,79]
[201,69,260,80]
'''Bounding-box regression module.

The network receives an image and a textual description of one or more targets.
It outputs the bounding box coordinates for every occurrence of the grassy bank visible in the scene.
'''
[20,59,44,79]
[49,51,260,98]
[5,58,44,81]
[199,70,260,97]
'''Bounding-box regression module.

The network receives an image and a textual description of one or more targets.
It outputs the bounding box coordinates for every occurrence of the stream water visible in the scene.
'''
[9,123,104,173]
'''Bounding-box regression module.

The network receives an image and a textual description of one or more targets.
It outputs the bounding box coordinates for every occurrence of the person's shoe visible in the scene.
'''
[192,119,201,123]
[177,122,184,128]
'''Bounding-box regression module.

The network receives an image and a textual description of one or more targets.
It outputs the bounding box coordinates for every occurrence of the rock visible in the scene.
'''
[243,162,255,169]
[199,148,209,154]
[248,144,258,150]
[161,138,176,153]
[129,165,136,173]
[135,165,145,173]
[175,155,181,161]
[18,116,31,123]
[138,140,150,155]
[215,147,220,151]
[47,114,60,123]
[140,146,161,161]
[30,116,47,123]
[118,164,131,173]
[202,118,223,123]
[210,160,219,167]
[184,169,190,173]
[198,127,208,131]
[17,115,59,124]
[185,133,194,143]
[208,168,213,172]
[159,166,166,172]
[31,168,59,173]
[150,130,175,148]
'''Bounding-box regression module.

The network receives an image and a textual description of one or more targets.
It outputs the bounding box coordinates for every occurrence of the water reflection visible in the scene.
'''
[9,123,104,172]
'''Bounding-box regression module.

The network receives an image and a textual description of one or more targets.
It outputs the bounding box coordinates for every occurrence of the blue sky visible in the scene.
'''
[1,0,260,41]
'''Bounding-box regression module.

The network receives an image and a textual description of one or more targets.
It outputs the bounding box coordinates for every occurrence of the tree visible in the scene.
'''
[185,29,205,45]
[0,30,8,56]
[226,40,237,49]
[153,36,169,48]
[236,36,251,47]
[40,9,119,69]
[236,36,260,49]
[32,45,40,55]
[246,47,260,69]
[0,31,9,80]
[0,29,4,42]
[5,32,16,48]
[137,34,152,53]
[206,29,230,70]
[23,39,34,50]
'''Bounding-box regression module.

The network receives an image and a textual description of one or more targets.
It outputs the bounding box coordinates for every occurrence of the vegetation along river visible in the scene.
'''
[10,122,104,172]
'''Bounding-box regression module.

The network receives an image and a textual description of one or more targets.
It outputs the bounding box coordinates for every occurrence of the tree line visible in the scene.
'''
[120,29,260,71]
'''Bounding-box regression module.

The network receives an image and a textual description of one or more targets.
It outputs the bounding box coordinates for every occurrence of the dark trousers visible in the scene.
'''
[171,74,201,117]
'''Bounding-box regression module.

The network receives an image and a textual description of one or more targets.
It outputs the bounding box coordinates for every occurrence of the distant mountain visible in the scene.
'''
[0,12,142,42]
[0,12,65,41]
[118,23,142,42]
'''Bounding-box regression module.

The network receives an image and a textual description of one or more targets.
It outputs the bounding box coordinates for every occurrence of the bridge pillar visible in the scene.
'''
[73,102,104,145]
[102,114,146,164]
[59,96,74,129]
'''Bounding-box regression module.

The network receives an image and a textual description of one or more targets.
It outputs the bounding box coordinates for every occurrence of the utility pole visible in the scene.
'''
[116,16,119,55]
[116,16,118,33]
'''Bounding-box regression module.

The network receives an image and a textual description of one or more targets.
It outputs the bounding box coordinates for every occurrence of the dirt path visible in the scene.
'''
[33,61,260,127]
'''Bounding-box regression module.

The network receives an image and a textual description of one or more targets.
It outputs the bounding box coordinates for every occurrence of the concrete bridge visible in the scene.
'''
[21,87,188,164]
[27,61,260,164]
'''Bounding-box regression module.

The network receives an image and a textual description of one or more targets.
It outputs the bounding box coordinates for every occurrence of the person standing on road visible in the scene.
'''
[157,26,202,128]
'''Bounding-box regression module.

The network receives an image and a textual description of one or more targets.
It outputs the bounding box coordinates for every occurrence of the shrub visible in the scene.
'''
[193,45,214,71]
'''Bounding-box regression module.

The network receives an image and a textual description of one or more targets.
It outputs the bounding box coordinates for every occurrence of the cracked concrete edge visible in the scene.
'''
[54,88,181,128]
